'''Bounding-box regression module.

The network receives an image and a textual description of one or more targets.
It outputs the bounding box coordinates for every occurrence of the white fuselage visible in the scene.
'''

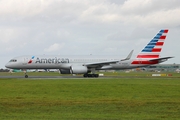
[5,55,162,71]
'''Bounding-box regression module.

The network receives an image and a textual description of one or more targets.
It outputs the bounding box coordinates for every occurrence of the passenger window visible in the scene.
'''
[10,59,17,62]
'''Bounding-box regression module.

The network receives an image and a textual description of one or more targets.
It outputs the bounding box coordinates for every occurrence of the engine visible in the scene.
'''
[59,66,89,74]
[70,66,88,74]
[59,69,71,74]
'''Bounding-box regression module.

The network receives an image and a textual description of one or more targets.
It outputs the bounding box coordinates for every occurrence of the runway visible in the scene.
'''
[0,75,85,79]
[0,73,175,79]
[0,75,137,79]
[0,75,165,79]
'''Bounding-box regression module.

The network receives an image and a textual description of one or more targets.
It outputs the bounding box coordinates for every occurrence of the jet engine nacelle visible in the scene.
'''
[70,65,88,74]
[59,69,71,74]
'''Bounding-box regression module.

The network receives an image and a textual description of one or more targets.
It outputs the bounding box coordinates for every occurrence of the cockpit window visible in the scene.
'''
[9,59,17,62]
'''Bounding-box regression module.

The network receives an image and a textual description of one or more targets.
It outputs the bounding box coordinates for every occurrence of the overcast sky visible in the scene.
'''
[1,0,180,68]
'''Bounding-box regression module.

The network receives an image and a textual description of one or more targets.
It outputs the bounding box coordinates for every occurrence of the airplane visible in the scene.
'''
[5,29,173,78]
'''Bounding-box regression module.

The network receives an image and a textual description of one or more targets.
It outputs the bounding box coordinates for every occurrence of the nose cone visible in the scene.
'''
[5,62,10,68]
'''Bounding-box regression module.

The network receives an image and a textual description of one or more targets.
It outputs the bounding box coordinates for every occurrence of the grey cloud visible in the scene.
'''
[0,0,180,68]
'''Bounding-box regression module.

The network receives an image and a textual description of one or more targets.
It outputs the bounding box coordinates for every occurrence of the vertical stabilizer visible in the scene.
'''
[137,29,168,59]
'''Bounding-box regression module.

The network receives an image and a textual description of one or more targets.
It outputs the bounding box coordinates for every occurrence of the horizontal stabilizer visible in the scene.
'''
[149,56,174,62]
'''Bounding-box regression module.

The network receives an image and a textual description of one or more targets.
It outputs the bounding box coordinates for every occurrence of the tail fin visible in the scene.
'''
[137,29,168,59]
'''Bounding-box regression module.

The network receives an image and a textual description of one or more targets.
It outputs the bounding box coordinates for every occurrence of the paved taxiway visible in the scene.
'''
[0,75,85,79]
[0,75,135,79]
[0,75,164,79]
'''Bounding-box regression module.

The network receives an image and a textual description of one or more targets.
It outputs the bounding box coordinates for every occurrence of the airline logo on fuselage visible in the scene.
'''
[35,57,69,64]
[28,56,35,64]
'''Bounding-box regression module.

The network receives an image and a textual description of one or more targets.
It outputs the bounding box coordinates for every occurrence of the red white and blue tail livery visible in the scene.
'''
[137,29,168,59]
[5,29,173,78]
[131,29,173,66]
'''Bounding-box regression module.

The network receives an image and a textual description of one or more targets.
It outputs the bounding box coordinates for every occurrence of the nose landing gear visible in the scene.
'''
[25,74,28,78]
[24,70,28,78]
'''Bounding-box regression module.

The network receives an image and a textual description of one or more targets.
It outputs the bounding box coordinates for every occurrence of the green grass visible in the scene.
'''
[0,77,180,120]
[1,71,180,77]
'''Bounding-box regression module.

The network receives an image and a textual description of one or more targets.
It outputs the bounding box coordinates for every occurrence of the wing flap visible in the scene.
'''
[83,60,119,68]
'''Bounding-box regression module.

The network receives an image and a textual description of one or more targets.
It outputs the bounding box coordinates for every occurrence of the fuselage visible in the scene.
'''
[5,55,162,70]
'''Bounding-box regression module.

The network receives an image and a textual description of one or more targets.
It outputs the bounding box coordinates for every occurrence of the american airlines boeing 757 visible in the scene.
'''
[5,29,173,78]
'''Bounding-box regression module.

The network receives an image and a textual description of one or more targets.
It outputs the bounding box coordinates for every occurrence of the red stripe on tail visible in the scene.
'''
[152,48,161,52]
[137,55,159,58]
[160,36,166,39]
[131,60,159,64]
[164,30,168,33]
[156,42,164,46]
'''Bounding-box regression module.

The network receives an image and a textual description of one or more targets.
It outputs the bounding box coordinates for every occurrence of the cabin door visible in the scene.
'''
[23,58,29,65]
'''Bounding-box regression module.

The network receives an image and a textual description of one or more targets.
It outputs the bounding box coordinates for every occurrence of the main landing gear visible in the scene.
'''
[83,73,99,78]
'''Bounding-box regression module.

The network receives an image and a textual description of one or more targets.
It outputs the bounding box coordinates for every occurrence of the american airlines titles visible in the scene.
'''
[35,57,69,64]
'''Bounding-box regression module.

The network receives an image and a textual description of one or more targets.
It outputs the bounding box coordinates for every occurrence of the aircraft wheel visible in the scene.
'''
[88,74,92,77]
[91,74,95,77]
[84,74,99,78]
[83,74,88,77]
[25,75,28,78]
[95,74,99,77]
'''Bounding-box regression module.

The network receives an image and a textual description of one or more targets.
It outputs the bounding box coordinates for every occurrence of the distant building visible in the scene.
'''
[145,64,180,72]
[0,69,9,72]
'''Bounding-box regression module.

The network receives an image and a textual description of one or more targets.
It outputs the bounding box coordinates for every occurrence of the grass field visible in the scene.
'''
[0,72,180,119]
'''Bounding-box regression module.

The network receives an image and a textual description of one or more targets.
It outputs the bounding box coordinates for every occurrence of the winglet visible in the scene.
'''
[121,50,134,61]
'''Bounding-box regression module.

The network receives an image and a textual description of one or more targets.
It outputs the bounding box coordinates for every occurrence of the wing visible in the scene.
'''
[83,50,134,68]
[83,60,119,68]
